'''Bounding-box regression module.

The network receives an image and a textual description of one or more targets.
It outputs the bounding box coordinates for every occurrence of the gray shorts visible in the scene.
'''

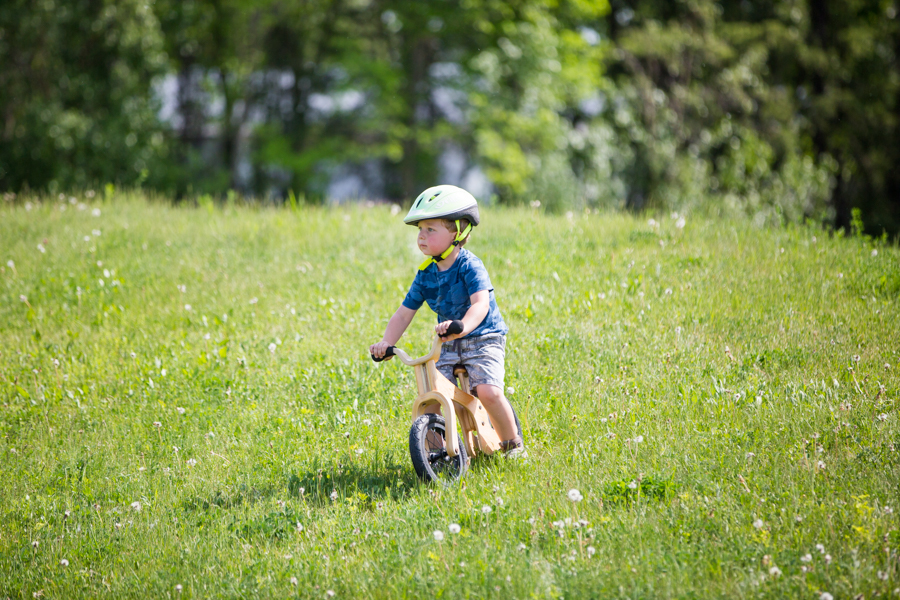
[436,333,506,391]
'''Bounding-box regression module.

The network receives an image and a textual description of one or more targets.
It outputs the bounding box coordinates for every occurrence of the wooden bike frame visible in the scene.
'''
[389,336,502,459]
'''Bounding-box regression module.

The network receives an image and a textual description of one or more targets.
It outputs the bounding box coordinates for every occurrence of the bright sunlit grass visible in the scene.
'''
[1,192,898,598]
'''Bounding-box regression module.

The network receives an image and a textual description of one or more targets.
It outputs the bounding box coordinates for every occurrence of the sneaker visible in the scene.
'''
[503,445,529,460]
[500,436,528,459]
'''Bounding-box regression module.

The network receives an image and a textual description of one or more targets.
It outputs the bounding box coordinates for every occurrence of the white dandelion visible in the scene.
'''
[176,407,185,415]
[448,523,461,534]
[567,489,583,502]
[268,343,277,353]
[433,530,444,542]
[481,505,492,515]
[130,501,142,512]
[60,559,69,567]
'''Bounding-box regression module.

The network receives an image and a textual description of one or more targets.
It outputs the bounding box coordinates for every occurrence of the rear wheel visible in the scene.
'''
[409,413,468,484]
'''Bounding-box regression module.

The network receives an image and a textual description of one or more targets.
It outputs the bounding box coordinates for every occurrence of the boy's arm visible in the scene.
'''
[370,305,417,359]
[435,290,489,340]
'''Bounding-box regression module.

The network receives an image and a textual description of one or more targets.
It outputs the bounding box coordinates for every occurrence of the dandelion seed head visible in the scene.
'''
[290,577,298,586]
[820,593,833,600]
[130,501,141,511]
[60,559,69,567]
[481,505,492,514]
[330,490,338,501]
[448,523,461,534]
[753,519,764,529]
[186,459,197,467]
[567,489,583,502]
[176,407,185,415]
[433,530,444,542]
[628,481,638,490]
[801,554,812,563]
[769,566,782,577]
[268,343,277,353]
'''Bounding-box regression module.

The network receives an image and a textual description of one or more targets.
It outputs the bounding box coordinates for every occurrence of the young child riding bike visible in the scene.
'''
[369,185,527,458]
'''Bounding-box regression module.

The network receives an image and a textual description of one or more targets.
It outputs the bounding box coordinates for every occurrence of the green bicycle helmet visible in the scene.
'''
[404,185,481,270]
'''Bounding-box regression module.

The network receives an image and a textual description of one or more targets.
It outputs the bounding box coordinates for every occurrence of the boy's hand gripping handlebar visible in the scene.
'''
[371,320,463,362]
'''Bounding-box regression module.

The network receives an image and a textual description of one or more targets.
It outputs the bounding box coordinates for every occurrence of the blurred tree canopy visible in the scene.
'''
[1,0,898,233]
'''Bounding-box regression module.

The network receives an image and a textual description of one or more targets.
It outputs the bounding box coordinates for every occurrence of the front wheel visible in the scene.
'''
[409,413,468,484]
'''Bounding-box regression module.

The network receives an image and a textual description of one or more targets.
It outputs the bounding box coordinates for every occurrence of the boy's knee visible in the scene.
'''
[475,384,504,402]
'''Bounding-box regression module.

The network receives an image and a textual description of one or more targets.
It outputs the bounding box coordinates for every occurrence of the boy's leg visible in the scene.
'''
[474,384,519,442]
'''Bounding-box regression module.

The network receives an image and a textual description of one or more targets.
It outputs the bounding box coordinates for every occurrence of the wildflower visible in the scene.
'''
[130,501,141,511]
[877,413,888,421]
[587,546,596,557]
[186,459,197,467]
[355,449,364,455]
[175,584,182,593]
[290,577,298,586]
[203,333,210,340]
[481,505,492,515]
[60,559,69,567]
[517,543,526,551]
[362,419,371,426]
[496,497,504,507]
[448,523,461,534]
[330,490,338,501]
[161,369,167,377]
[37,243,46,253]
[648,219,658,227]
[884,506,894,515]
[878,570,889,581]
[746,452,755,459]
[801,554,812,563]
[675,217,686,229]
[433,530,444,542]
[32,540,39,549]
[184,304,192,311]
[390,204,401,215]
[173,446,179,453]
[249,297,258,304]
[92,208,101,217]
[628,481,638,490]
[268,343,277,353]
[326,591,335,597]
[506,387,515,396]
[824,554,832,564]
[153,421,161,428]
[665,288,672,295]
[177,284,186,293]
[176,407,185,415]
[633,435,644,443]
[567,489,583,502]
[769,566,782,577]
[753,519,764,529]
[817,460,826,470]
[816,544,825,553]
[872,249,878,257]
[130,352,137,359]
[820,593,833,600]
[530,200,541,208]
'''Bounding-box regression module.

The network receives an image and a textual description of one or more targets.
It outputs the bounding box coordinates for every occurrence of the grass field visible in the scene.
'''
[1,193,899,599]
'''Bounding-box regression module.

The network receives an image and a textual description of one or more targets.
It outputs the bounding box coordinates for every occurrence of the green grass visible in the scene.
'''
[1,193,898,599]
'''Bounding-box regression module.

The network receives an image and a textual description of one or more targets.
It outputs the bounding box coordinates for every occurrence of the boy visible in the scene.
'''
[369,185,526,457]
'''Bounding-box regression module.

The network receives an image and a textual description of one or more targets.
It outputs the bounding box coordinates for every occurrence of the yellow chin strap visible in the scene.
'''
[418,220,473,271]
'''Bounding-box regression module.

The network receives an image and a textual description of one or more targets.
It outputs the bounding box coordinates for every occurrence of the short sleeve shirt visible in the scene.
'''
[402,249,509,337]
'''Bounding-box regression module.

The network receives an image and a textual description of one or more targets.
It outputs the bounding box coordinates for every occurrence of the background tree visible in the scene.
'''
[0,0,168,193]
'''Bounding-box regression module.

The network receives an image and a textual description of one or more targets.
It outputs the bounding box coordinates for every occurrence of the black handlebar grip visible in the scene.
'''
[446,320,464,335]
[371,346,396,362]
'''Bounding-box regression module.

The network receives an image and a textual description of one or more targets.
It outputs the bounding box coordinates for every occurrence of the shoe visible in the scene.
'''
[500,436,528,459]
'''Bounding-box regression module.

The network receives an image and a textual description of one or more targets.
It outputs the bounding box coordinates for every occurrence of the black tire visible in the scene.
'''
[409,413,468,484]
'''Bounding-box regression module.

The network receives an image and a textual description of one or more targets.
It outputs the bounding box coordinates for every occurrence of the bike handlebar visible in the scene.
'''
[370,320,464,363]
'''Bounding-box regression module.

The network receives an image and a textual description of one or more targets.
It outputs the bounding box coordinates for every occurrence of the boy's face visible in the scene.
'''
[416,219,455,257]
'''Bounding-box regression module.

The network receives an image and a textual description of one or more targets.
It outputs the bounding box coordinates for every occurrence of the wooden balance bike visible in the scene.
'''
[372,321,515,484]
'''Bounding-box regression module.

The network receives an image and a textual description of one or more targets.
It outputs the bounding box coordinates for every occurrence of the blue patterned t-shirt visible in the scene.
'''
[402,249,508,337]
